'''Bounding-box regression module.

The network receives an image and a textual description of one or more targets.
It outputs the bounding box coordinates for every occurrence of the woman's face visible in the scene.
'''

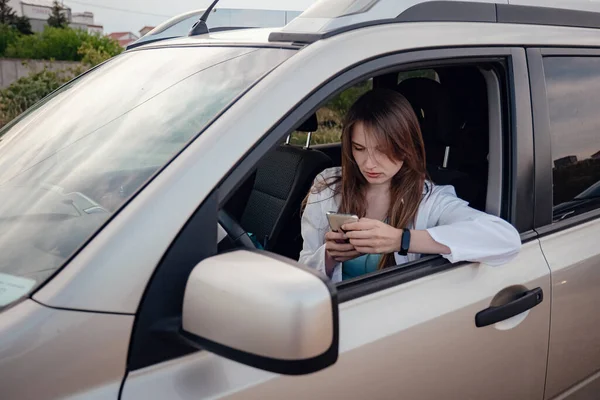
[351,121,404,186]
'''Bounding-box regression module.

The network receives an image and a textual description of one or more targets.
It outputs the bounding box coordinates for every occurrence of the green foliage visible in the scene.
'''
[0,0,16,25]
[13,15,32,35]
[5,26,122,61]
[326,80,372,117]
[0,0,32,36]
[0,24,121,128]
[0,66,73,128]
[47,0,68,29]
[0,23,19,55]
[77,41,113,67]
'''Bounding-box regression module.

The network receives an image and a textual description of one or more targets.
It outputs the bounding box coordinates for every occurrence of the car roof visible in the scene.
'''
[130,0,600,51]
[283,0,600,35]
[133,27,287,49]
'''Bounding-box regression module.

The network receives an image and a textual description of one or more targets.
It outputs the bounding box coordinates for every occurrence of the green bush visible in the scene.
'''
[5,26,122,61]
[0,35,119,129]
[77,41,116,67]
[0,23,19,55]
[0,66,73,128]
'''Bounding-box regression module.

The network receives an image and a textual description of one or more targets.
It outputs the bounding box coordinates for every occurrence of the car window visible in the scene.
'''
[288,80,372,146]
[0,46,294,309]
[543,57,600,221]
[288,70,438,147]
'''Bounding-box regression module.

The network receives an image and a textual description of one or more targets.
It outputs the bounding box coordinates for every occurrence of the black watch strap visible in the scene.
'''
[399,228,411,256]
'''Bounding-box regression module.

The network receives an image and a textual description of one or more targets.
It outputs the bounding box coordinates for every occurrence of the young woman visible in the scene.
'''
[299,89,521,283]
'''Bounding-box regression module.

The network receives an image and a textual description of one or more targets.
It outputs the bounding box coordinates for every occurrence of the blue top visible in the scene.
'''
[342,253,381,280]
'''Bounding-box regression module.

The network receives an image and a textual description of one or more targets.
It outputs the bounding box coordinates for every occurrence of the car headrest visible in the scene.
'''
[296,113,318,132]
[396,78,458,147]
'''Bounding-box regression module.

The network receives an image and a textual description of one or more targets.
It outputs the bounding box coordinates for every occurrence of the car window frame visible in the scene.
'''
[127,46,534,372]
[217,46,534,298]
[527,47,600,236]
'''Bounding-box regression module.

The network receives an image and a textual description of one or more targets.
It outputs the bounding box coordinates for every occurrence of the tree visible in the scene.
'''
[13,15,32,34]
[0,0,32,35]
[47,0,68,29]
[0,0,16,25]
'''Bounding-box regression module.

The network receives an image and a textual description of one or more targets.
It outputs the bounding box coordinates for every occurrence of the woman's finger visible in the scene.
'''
[332,252,362,262]
[353,246,379,254]
[329,249,360,257]
[325,231,346,240]
[341,221,367,231]
[345,229,375,239]
[343,219,380,232]
[327,242,355,252]
[348,238,378,247]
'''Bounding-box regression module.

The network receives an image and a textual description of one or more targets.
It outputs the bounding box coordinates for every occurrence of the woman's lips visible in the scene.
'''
[366,172,381,178]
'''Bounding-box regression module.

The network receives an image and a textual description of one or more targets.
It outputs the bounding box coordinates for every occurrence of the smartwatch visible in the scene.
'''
[399,228,411,256]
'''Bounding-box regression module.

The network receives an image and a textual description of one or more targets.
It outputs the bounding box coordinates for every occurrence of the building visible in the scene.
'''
[554,155,578,169]
[7,0,102,34]
[592,150,600,160]
[71,11,103,35]
[139,26,155,37]
[205,8,302,28]
[18,0,71,32]
[107,32,140,48]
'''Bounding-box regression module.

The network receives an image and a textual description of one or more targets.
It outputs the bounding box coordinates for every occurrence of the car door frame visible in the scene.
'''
[528,47,600,232]
[528,46,600,399]
[126,45,538,374]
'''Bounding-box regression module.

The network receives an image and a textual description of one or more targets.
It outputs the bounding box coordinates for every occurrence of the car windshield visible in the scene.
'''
[0,46,293,308]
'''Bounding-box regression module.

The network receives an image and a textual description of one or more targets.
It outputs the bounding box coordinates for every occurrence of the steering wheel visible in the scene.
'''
[218,209,257,249]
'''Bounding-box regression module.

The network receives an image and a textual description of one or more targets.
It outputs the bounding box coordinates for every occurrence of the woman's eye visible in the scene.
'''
[353,146,365,152]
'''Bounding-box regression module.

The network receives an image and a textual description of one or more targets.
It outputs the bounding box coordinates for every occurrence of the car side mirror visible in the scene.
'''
[180,250,339,375]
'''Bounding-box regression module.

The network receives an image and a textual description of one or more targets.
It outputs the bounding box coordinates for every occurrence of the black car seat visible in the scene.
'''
[396,78,478,206]
[437,67,490,211]
[238,114,333,260]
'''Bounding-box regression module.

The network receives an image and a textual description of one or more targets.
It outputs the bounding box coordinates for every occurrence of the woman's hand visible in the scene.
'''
[325,231,361,263]
[342,218,403,254]
[343,218,452,256]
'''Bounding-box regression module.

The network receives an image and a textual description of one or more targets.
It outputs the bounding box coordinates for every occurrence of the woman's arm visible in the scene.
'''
[298,173,345,280]
[408,230,451,255]
[423,187,522,265]
[342,220,450,256]
[343,186,521,266]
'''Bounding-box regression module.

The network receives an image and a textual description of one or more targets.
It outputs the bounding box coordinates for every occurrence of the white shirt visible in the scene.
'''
[299,167,522,283]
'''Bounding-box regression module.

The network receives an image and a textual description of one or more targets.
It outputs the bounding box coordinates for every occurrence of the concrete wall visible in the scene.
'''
[0,58,81,89]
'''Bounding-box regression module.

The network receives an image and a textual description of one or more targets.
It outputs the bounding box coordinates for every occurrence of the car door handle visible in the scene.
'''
[475,287,543,328]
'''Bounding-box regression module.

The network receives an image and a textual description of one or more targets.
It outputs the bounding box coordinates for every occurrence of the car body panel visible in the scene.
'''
[33,22,600,315]
[0,300,132,400]
[0,2,596,397]
[540,218,600,399]
[123,241,550,399]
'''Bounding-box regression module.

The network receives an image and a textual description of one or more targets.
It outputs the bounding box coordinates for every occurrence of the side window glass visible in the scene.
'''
[544,57,600,221]
[288,71,437,147]
[398,69,439,84]
[289,80,373,146]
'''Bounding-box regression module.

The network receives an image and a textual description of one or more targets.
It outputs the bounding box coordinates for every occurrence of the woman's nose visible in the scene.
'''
[364,151,378,168]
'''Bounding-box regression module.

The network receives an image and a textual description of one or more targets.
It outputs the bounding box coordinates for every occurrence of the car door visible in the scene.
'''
[122,45,551,400]
[528,48,600,399]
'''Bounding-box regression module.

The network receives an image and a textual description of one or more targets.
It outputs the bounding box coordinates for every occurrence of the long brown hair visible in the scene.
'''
[308,88,428,269]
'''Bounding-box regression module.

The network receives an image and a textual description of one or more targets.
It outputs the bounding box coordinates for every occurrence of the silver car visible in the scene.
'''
[1,0,600,399]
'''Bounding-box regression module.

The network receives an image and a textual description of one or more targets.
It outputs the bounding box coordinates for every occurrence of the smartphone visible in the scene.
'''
[326,212,359,233]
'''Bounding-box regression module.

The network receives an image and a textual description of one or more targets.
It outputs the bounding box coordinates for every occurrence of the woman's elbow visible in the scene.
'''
[486,222,522,265]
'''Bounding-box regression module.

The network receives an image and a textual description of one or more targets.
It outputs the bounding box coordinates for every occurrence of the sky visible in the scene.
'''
[62,0,318,34]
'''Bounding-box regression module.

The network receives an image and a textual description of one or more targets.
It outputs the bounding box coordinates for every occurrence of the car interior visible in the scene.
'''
[220,65,496,263]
